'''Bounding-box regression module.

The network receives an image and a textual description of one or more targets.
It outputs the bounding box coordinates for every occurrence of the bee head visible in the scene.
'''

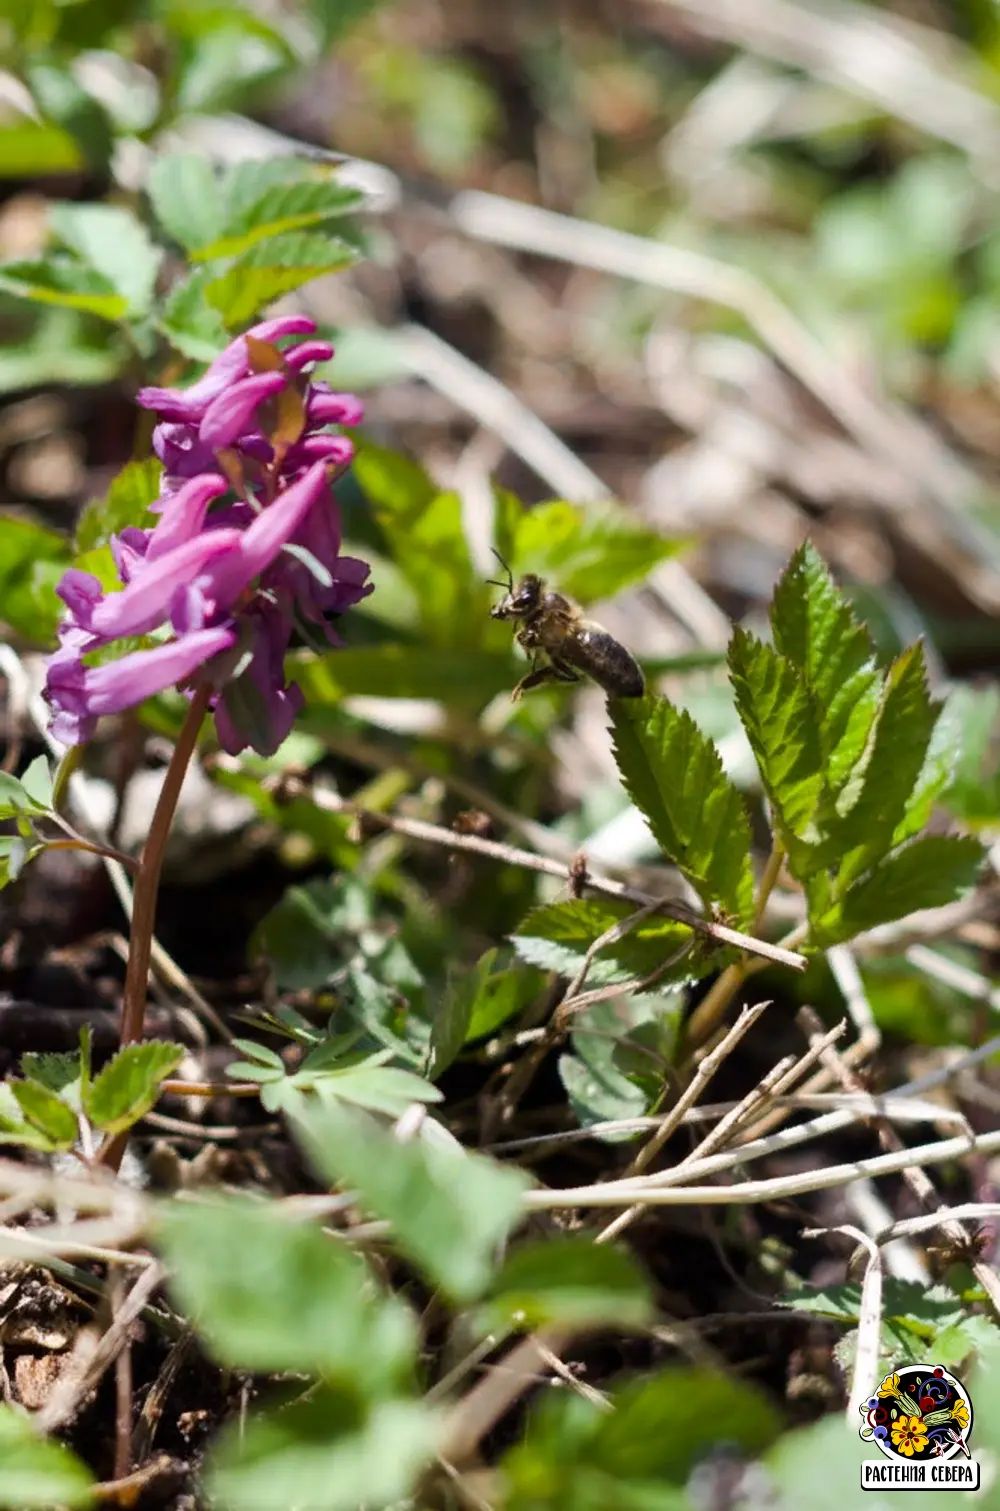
[488,549,545,619]
[490,573,543,620]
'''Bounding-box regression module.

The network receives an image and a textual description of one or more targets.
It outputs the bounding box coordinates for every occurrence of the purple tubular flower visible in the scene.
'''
[146,474,231,559]
[284,435,354,470]
[136,315,317,421]
[284,341,335,371]
[111,527,150,583]
[214,604,305,757]
[192,460,333,610]
[45,318,372,756]
[199,372,287,452]
[47,627,237,745]
[88,530,241,639]
[307,389,364,427]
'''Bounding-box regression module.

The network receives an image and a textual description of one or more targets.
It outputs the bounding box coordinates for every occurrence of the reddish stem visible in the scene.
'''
[100,685,210,1172]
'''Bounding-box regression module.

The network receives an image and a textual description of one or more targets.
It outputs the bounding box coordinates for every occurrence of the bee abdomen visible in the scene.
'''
[569,627,645,699]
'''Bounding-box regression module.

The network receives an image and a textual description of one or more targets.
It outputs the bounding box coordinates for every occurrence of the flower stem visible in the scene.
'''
[98,687,210,1176]
[118,685,210,1050]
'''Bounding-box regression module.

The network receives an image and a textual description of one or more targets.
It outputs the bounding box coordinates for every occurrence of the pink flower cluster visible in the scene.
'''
[45,316,372,755]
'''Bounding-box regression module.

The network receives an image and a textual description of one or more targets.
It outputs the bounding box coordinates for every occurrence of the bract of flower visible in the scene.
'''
[44,318,372,755]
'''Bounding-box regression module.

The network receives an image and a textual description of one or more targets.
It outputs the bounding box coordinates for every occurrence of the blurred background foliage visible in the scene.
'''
[2,3,1000,1498]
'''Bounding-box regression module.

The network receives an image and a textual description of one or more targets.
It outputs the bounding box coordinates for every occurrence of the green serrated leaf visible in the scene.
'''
[477,1237,653,1334]
[0,255,126,319]
[158,1196,416,1389]
[0,1404,94,1509]
[294,1101,531,1303]
[892,695,957,845]
[770,541,879,795]
[205,1390,436,1511]
[942,684,1000,826]
[75,457,162,554]
[147,153,226,253]
[609,694,755,925]
[727,628,824,855]
[157,267,229,361]
[20,1050,80,1096]
[511,898,699,989]
[48,204,163,317]
[830,643,941,887]
[10,1079,77,1150]
[193,177,362,261]
[221,157,309,228]
[203,232,357,328]
[84,1041,185,1134]
[810,834,984,947]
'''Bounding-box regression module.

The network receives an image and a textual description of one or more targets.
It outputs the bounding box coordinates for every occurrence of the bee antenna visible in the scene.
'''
[489,546,513,592]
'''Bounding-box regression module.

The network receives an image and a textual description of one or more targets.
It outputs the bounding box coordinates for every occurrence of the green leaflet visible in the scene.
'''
[771,542,879,797]
[609,694,755,926]
[808,834,984,947]
[727,628,824,851]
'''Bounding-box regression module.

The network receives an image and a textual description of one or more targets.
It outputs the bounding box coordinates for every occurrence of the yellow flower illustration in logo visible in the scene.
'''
[891,1417,929,1457]
[878,1373,901,1399]
[951,1398,970,1432]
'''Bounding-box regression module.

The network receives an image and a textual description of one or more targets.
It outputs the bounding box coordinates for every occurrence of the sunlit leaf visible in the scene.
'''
[205,1391,436,1511]
[0,1406,94,1509]
[147,152,226,253]
[203,232,357,328]
[158,1197,416,1390]
[511,898,699,989]
[49,203,163,316]
[9,1079,77,1150]
[75,457,162,554]
[85,1041,185,1134]
[0,515,69,643]
[809,834,984,947]
[0,256,125,320]
[770,541,879,797]
[295,1101,530,1302]
[194,177,362,262]
[610,695,755,925]
[478,1237,653,1334]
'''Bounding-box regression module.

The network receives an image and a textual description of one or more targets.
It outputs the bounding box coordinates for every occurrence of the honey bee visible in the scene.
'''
[488,552,645,701]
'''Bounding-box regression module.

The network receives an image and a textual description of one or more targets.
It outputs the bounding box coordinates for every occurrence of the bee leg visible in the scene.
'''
[511,662,580,701]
